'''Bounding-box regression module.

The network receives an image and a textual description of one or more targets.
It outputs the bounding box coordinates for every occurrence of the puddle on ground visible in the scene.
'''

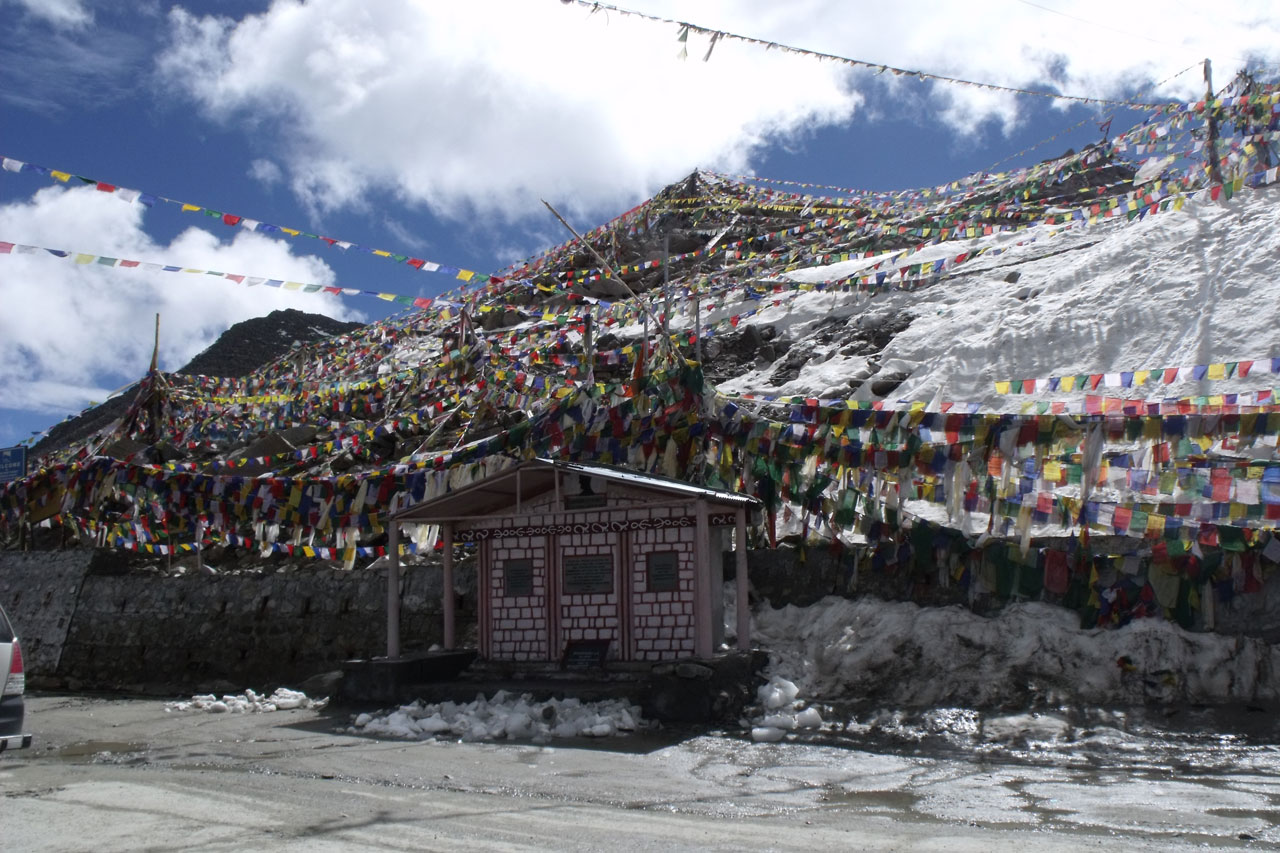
[819,788,919,813]
[54,741,149,764]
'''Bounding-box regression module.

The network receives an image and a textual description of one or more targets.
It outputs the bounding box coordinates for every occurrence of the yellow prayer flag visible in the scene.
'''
[994,381,1012,394]
[181,203,201,212]
[1134,370,1150,386]
[74,253,94,264]
[1146,513,1165,535]
[1207,363,1227,380]
[373,250,391,257]
[456,270,475,281]
[50,170,71,182]
[283,281,302,290]
[281,228,300,236]
[1044,461,1063,481]
[1060,375,1077,392]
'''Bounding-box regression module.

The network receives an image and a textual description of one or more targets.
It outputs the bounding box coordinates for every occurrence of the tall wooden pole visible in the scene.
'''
[662,235,671,339]
[1204,59,1225,188]
[583,312,594,387]
[148,313,161,444]
[149,313,160,373]
[541,200,669,355]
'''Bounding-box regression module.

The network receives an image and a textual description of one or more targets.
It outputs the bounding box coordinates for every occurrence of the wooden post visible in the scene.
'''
[149,313,162,445]
[662,235,671,339]
[735,507,750,651]
[386,522,401,659]
[149,313,160,374]
[541,199,669,353]
[583,311,594,387]
[442,521,455,650]
[693,289,702,364]
[1204,58,1225,188]
[693,498,713,657]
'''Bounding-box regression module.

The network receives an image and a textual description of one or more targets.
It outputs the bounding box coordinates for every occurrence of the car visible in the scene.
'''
[0,603,31,752]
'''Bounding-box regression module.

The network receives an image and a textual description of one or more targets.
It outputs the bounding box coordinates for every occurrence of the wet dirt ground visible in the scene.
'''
[1,694,1277,851]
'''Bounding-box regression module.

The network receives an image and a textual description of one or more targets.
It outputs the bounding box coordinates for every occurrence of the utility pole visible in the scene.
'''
[1204,59,1225,188]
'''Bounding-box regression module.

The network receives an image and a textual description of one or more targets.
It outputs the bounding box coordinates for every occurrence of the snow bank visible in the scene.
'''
[753,595,1280,709]
[348,690,649,742]
[165,687,328,713]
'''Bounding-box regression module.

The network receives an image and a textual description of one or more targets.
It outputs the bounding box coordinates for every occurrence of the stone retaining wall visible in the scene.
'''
[6,544,1276,693]
[0,550,473,691]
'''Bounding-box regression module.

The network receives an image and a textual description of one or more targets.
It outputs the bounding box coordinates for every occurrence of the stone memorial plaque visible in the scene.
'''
[563,554,613,594]
[503,558,534,597]
[647,551,679,593]
[562,639,610,670]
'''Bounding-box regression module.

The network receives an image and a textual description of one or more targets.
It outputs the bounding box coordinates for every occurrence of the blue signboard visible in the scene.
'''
[0,446,27,484]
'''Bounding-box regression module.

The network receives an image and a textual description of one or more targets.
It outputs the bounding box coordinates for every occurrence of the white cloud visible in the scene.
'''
[3,0,92,28]
[0,185,361,415]
[248,158,284,188]
[154,0,1280,220]
[156,0,861,220]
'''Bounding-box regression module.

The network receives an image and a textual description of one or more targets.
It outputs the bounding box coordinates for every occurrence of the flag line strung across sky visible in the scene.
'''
[0,155,500,287]
[562,0,1183,109]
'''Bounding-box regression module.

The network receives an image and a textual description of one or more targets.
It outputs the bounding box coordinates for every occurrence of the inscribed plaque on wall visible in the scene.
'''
[647,551,679,593]
[503,559,534,597]
[563,554,613,594]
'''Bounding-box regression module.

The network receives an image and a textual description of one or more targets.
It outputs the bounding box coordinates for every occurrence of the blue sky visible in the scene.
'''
[2,0,1278,449]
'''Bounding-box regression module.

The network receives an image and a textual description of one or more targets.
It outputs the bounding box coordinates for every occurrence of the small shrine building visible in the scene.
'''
[385,458,759,665]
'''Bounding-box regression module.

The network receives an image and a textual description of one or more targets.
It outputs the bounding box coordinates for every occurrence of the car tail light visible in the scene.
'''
[3,640,24,696]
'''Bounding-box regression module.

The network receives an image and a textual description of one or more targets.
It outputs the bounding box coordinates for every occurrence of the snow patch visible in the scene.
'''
[165,687,328,713]
[348,690,650,743]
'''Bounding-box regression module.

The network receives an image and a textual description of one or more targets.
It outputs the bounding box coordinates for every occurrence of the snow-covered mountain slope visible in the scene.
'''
[710,184,1280,409]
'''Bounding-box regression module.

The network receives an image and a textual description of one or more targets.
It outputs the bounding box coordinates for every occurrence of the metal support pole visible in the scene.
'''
[694,499,713,657]
[735,507,750,651]
[442,522,455,650]
[386,522,401,659]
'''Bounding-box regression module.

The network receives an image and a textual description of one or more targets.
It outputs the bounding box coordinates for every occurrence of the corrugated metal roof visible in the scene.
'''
[392,457,758,523]
[544,459,759,506]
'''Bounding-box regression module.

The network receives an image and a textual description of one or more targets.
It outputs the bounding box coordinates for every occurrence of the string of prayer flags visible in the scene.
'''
[0,155,498,287]
[0,239,448,310]
[996,358,1280,394]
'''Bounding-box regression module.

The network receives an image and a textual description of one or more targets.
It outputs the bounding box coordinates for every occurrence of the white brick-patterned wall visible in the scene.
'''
[630,523,697,660]
[559,541,619,651]
[488,535,548,659]
[478,491,713,663]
